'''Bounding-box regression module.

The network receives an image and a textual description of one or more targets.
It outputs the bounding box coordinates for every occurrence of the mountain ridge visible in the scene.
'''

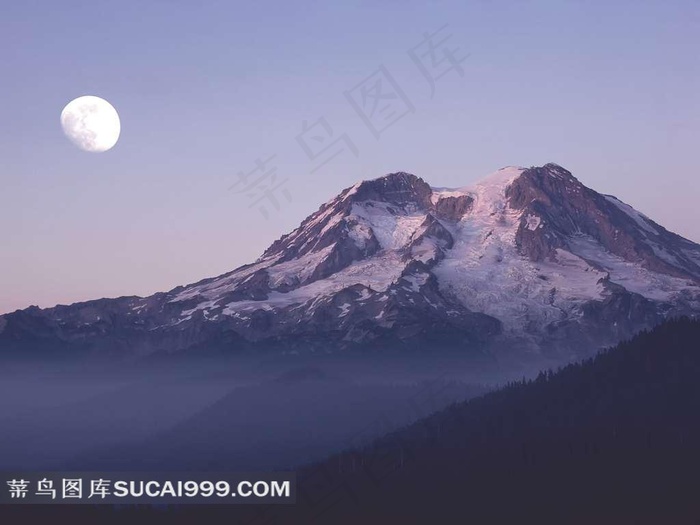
[2,163,699,361]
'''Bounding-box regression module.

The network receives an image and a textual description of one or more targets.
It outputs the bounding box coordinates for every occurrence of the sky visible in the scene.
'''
[1,0,699,314]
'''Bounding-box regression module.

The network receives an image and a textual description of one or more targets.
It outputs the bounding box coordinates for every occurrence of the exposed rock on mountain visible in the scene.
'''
[2,164,698,361]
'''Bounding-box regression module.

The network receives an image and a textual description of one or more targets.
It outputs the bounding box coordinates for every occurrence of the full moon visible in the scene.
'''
[60,96,121,152]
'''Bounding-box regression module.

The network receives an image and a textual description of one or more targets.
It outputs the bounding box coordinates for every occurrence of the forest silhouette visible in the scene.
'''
[4,317,700,524]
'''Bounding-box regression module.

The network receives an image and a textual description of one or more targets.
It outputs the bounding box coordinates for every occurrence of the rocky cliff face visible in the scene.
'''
[2,164,699,361]
[507,164,700,279]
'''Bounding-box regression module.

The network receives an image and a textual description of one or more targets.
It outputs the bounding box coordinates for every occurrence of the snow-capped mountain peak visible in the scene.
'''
[2,164,698,360]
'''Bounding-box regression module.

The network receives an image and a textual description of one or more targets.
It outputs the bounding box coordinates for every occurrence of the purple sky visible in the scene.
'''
[1,0,699,314]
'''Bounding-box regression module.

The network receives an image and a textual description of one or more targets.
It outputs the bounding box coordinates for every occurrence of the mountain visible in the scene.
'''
[269,317,700,524]
[2,163,699,360]
[8,318,700,524]
[242,317,700,524]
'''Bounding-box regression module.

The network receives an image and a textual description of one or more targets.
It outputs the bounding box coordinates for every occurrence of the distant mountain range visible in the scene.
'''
[2,163,699,360]
[9,317,700,524]
[231,317,700,524]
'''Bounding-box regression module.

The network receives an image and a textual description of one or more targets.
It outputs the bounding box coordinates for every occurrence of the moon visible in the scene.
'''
[60,96,121,152]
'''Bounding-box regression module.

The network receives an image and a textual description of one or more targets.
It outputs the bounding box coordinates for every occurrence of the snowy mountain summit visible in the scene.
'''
[2,163,699,360]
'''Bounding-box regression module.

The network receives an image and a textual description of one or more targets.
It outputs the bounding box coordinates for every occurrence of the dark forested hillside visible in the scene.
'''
[263,317,700,524]
[5,318,700,524]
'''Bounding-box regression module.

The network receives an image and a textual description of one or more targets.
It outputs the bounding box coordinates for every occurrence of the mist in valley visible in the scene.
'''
[0,352,542,472]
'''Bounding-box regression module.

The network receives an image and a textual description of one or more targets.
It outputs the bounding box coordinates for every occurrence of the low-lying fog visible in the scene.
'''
[0,354,544,472]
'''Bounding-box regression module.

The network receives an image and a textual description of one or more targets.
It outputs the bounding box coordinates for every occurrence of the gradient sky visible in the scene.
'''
[1,0,699,314]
